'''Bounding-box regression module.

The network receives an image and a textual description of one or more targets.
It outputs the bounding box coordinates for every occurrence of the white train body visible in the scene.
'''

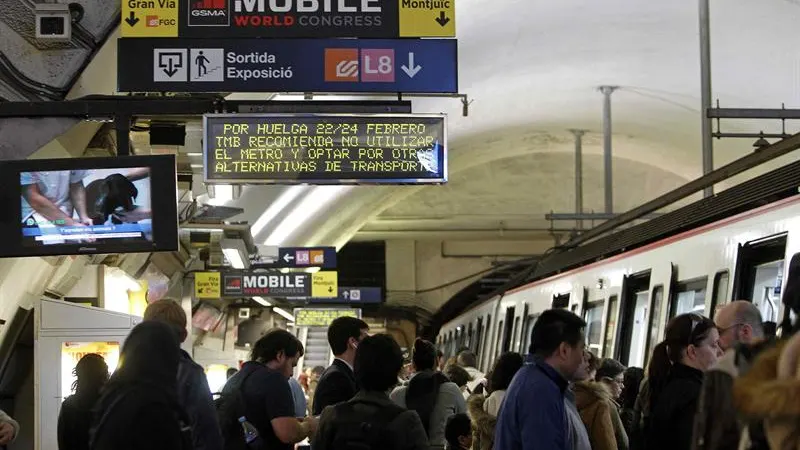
[438,196,800,373]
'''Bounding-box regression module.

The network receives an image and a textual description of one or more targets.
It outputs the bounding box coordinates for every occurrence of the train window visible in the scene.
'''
[495,320,504,361]
[584,301,604,356]
[513,316,522,352]
[645,285,664,367]
[733,233,787,310]
[553,293,570,309]
[603,295,619,358]
[670,277,708,318]
[502,307,515,353]
[710,271,730,318]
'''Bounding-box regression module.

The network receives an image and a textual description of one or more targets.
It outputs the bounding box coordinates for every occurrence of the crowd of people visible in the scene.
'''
[48,293,800,450]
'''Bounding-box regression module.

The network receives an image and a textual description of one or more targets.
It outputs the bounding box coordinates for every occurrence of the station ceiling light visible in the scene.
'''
[273,307,295,321]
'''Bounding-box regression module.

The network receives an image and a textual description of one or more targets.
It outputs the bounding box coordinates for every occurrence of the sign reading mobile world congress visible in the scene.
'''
[180,0,455,38]
[116,38,458,94]
[202,113,447,185]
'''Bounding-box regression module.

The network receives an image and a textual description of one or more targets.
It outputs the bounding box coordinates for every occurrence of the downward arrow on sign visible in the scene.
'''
[401,52,422,78]
[435,11,450,26]
[125,11,140,27]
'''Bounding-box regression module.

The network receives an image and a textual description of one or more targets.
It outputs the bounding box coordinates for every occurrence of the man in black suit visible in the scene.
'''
[311,317,369,415]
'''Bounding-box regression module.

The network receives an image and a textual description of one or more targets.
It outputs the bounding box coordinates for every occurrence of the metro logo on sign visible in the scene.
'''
[361,48,394,82]
[147,15,160,26]
[325,48,359,82]
[189,0,230,26]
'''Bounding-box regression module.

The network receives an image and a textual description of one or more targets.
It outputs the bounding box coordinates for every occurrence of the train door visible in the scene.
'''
[732,233,787,324]
[615,271,651,366]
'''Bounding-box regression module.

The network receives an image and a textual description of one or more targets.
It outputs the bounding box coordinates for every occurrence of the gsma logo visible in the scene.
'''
[188,0,229,27]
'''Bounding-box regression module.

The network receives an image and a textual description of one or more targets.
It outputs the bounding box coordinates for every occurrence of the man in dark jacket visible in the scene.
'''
[312,316,369,415]
[144,299,224,450]
[692,300,767,450]
[495,309,590,450]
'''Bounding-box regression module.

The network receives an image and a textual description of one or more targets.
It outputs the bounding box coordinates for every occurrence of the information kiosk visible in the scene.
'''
[35,298,142,450]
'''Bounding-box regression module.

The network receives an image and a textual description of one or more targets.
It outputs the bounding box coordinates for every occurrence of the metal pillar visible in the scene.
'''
[115,114,131,156]
[569,129,586,229]
[599,86,617,214]
[699,0,714,197]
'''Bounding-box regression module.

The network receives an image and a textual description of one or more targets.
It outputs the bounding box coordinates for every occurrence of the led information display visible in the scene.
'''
[294,308,361,327]
[203,113,447,184]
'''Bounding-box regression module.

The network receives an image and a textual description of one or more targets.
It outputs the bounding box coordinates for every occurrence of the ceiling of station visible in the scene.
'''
[3,0,800,313]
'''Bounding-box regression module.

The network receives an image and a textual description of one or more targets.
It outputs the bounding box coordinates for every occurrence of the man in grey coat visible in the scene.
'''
[144,299,223,450]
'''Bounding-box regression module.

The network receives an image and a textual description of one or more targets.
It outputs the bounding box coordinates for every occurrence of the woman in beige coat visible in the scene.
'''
[573,379,629,450]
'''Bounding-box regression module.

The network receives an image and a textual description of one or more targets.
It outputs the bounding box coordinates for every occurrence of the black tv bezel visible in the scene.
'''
[0,154,179,258]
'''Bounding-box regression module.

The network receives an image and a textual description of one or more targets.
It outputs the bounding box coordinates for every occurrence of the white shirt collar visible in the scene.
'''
[335,357,354,373]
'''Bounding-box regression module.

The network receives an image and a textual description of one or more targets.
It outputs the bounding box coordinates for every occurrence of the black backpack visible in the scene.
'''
[90,383,192,450]
[328,398,405,450]
[215,367,261,450]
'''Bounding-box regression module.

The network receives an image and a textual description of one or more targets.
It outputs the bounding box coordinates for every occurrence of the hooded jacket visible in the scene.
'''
[466,394,496,450]
[90,321,191,450]
[734,333,800,450]
[573,381,629,450]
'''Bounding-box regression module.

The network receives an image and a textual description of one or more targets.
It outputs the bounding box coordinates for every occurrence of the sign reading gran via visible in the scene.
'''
[120,0,455,38]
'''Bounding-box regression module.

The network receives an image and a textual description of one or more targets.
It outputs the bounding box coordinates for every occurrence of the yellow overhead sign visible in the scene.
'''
[311,271,338,298]
[195,272,221,299]
[398,0,456,38]
[294,309,360,327]
[121,0,178,37]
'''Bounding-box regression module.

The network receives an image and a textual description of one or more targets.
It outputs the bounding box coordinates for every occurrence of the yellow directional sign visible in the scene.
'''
[121,0,178,38]
[294,308,360,327]
[311,271,338,298]
[195,272,221,299]
[398,0,456,38]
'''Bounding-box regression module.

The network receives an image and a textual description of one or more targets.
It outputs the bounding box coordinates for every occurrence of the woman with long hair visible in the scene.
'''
[89,321,191,450]
[58,353,109,450]
[391,338,467,449]
[646,313,721,450]
[467,352,524,450]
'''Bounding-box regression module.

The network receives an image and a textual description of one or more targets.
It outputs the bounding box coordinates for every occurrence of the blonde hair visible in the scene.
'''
[143,298,187,330]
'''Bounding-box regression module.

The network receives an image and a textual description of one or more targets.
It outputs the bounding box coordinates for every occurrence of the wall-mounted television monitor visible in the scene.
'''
[0,154,178,258]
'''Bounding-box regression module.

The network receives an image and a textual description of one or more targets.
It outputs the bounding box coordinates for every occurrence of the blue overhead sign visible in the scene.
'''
[117,38,458,93]
[277,247,337,269]
[304,287,383,304]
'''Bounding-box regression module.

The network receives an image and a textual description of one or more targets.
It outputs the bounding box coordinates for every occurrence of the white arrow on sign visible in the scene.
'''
[401,52,422,78]
[283,253,294,263]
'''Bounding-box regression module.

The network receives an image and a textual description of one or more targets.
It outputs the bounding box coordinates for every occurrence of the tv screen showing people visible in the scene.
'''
[20,167,153,246]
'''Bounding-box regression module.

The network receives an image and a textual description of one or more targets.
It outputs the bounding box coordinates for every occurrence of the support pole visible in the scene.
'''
[599,86,617,214]
[700,0,714,197]
[569,129,586,229]
[115,114,131,156]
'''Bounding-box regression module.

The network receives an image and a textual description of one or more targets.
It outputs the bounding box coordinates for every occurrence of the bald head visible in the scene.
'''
[715,300,764,350]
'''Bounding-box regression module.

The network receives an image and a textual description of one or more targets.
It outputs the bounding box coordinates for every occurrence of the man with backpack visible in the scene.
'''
[218,329,317,450]
[312,334,429,450]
